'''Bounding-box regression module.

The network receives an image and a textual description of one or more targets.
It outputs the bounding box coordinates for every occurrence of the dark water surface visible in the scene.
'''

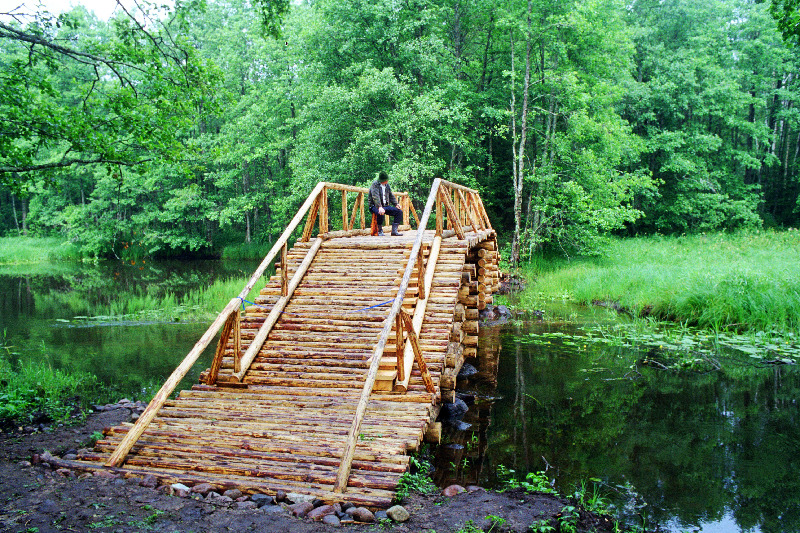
[3,262,798,532]
[442,315,800,533]
[0,259,258,400]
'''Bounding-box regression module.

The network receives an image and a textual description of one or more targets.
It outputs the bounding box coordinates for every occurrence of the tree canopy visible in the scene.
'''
[1,0,798,260]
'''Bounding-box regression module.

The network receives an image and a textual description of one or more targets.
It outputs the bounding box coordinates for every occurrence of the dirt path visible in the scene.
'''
[0,407,622,533]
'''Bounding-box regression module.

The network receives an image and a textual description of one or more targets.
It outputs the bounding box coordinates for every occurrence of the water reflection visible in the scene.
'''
[0,260,255,400]
[441,319,800,533]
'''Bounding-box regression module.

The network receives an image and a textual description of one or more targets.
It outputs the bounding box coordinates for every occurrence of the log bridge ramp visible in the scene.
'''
[67,179,500,508]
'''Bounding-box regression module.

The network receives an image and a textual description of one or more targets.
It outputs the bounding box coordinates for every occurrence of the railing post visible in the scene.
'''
[342,191,348,230]
[320,186,329,234]
[205,308,237,385]
[416,246,426,300]
[435,192,443,236]
[301,196,320,242]
[281,242,288,297]
[400,309,435,393]
[360,193,365,229]
[395,314,404,381]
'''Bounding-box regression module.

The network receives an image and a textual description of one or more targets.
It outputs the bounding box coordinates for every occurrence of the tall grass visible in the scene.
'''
[0,331,111,427]
[220,242,272,261]
[0,236,82,264]
[517,230,800,334]
[43,275,263,322]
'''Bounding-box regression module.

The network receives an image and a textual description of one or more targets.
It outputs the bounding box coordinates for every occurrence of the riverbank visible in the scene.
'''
[513,230,800,335]
[0,407,631,533]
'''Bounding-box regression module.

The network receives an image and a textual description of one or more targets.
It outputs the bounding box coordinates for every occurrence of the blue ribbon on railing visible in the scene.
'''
[237,297,395,316]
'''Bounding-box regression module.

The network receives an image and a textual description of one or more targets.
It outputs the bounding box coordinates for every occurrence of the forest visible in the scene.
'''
[1,0,799,264]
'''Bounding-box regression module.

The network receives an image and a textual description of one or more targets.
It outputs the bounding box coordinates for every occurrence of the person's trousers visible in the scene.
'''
[370,205,403,226]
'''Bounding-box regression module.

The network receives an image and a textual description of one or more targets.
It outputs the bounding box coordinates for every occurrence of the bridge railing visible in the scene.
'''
[333,178,492,493]
[103,181,414,468]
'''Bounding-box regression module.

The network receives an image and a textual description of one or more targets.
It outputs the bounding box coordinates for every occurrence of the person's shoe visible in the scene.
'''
[391,223,403,236]
[378,228,385,236]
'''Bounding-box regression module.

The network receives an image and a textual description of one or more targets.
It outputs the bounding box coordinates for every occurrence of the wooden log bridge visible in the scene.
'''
[66,179,501,508]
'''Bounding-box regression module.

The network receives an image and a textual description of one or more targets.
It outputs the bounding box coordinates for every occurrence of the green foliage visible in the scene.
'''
[515,231,800,335]
[0,330,109,427]
[1,0,799,259]
[394,456,436,502]
[0,237,81,264]
[0,2,221,189]
[771,0,800,45]
[497,465,556,495]
[557,505,579,533]
[573,479,610,514]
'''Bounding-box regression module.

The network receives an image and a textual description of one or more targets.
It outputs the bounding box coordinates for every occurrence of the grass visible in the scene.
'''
[220,242,273,261]
[44,276,262,323]
[0,331,112,428]
[0,236,82,264]
[514,230,800,335]
[394,456,437,502]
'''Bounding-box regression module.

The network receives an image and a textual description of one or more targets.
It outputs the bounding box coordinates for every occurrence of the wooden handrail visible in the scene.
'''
[105,177,474,472]
[395,234,442,392]
[104,181,327,468]
[230,237,324,383]
[333,177,480,492]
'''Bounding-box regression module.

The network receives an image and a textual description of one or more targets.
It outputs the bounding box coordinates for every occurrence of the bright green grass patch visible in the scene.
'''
[0,236,82,264]
[220,242,272,261]
[0,331,112,428]
[46,276,262,323]
[516,230,800,334]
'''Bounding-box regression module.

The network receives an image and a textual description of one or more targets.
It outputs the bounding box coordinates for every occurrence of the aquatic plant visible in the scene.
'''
[0,330,111,428]
[394,456,436,502]
[497,465,556,495]
[514,231,800,336]
[0,236,82,264]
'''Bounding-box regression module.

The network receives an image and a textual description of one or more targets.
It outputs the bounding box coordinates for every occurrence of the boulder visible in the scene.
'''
[235,501,258,510]
[322,514,341,527]
[386,505,410,522]
[349,507,375,523]
[223,489,243,500]
[251,494,274,507]
[289,501,314,518]
[191,483,214,496]
[457,363,478,380]
[443,484,467,497]
[438,398,468,420]
[307,504,336,521]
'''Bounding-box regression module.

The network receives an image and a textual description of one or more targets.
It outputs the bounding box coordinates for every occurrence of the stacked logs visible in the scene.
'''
[438,237,501,404]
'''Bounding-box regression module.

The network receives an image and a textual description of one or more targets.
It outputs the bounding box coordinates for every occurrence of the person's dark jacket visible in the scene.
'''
[368,179,398,210]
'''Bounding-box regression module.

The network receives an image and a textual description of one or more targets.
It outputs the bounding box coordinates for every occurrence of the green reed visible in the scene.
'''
[516,230,800,335]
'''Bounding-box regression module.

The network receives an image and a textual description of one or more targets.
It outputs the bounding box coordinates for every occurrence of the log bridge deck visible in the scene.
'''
[66,179,500,508]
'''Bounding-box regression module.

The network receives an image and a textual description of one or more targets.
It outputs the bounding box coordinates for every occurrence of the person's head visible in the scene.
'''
[378,171,389,183]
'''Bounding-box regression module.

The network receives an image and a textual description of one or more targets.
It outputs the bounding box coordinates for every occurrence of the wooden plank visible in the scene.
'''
[395,235,442,391]
[334,179,444,493]
[399,310,435,393]
[230,237,324,383]
[438,186,465,240]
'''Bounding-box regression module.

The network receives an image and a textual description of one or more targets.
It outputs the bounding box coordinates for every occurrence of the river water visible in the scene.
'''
[1,261,798,532]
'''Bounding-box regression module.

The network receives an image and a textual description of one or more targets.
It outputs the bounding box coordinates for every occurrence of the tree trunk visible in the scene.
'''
[509,0,533,267]
[21,197,28,236]
[11,193,20,236]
